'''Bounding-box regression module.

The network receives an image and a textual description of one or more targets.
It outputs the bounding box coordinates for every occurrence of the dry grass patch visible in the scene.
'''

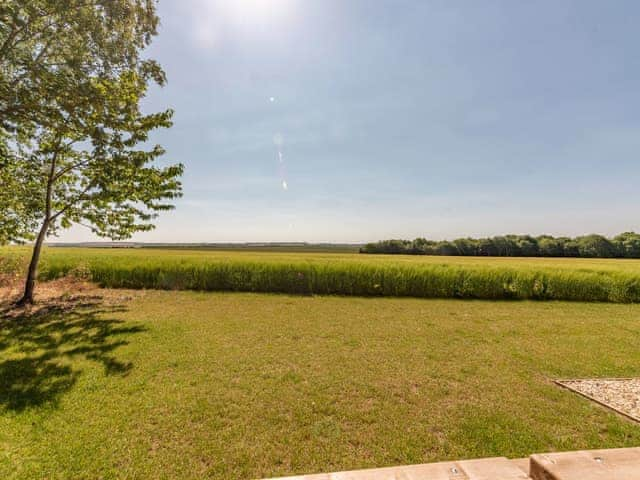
[0,277,140,319]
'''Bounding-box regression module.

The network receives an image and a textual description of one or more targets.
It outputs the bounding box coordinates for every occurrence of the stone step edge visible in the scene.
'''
[260,447,640,480]
[262,455,529,479]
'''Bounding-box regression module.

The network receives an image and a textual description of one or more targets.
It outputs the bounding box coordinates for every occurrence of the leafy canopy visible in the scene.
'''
[0,0,183,244]
[0,0,164,134]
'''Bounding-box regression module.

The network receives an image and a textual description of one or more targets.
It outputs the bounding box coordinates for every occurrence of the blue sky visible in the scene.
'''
[62,0,640,243]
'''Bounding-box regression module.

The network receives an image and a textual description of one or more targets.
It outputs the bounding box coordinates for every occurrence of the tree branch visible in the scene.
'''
[44,137,62,220]
[50,180,95,221]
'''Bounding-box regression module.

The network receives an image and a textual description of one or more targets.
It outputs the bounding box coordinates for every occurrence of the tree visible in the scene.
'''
[0,0,165,219]
[614,232,640,258]
[477,238,498,256]
[537,236,564,257]
[575,234,617,258]
[360,233,640,258]
[515,235,539,257]
[453,238,478,256]
[493,236,518,256]
[0,143,40,244]
[0,1,164,136]
[14,73,182,306]
[1,1,183,305]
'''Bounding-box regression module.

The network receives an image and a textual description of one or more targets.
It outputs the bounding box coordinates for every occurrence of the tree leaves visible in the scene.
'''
[0,1,163,134]
[1,0,183,245]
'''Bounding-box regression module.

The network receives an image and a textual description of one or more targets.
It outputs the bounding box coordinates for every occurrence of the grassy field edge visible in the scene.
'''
[3,247,640,303]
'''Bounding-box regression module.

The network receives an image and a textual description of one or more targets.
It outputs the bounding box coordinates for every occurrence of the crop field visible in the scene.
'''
[3,246,640,303]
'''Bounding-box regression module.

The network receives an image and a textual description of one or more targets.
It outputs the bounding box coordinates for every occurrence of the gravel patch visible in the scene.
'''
[557,378,640,423]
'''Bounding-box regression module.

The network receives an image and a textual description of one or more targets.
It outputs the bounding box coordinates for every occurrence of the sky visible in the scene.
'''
[60,0,640,243]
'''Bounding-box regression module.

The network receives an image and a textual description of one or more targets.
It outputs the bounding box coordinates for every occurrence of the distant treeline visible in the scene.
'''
[360,232,640,258]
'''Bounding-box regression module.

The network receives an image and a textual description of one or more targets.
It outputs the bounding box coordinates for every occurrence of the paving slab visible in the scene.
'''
[263,457,529,480]
[530,448,640,480]
[457,457,529,480]
[263,447,640,480]
[510,459,529,476]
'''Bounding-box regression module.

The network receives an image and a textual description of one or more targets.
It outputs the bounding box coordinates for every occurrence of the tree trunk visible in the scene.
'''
[16,219,49,306]
[15,139,59,306]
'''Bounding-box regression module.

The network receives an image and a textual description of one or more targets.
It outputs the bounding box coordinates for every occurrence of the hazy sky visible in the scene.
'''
[60,0,640,243]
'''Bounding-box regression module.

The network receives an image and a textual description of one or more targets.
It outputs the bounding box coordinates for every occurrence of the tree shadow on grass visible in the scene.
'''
[0,296,146,411]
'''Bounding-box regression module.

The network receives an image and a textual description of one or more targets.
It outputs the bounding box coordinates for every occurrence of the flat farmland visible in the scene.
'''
[3,248,640,478]
[7,245,640,269]
[3,247,640,302]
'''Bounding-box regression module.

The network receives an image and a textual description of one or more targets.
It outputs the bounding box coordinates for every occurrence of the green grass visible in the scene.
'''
[2,291,640,479]
[3,246,640,302]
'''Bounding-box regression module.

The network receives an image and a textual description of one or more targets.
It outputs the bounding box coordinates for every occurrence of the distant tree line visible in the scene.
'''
[360,232,640,258]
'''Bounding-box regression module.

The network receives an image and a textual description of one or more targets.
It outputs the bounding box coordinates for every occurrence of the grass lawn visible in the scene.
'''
[2,289,640,479]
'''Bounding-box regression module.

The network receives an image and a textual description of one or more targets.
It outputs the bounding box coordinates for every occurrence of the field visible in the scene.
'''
[3,246,640,302]
[3,248,640,478]
[2,288,640,479]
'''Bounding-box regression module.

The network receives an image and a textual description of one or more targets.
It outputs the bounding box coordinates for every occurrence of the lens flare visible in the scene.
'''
[273,131,288,191]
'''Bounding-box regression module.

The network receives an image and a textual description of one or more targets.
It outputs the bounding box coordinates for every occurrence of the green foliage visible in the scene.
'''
[1,0,182,246]
[0,0,164,136]
[361,232,640,258]
[0,146,39,243]
[615,232,640,258]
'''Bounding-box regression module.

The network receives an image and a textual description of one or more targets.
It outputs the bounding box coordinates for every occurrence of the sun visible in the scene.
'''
[190,0,297,48]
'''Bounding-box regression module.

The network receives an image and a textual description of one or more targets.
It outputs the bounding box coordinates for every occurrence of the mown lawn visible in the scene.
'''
[2,290,640,479]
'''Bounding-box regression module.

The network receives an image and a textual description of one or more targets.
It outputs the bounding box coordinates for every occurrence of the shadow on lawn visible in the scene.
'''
[0,296,145,411]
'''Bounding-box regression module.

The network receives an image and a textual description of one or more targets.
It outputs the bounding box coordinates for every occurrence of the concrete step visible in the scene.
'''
[266,457,530,479]
[262,447,640,479]
[510,459,530,476]
[530,447,640,480]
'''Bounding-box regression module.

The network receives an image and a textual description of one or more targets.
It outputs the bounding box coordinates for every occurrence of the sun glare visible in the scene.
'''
[221,0,296,27]
[191,0,297,48]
